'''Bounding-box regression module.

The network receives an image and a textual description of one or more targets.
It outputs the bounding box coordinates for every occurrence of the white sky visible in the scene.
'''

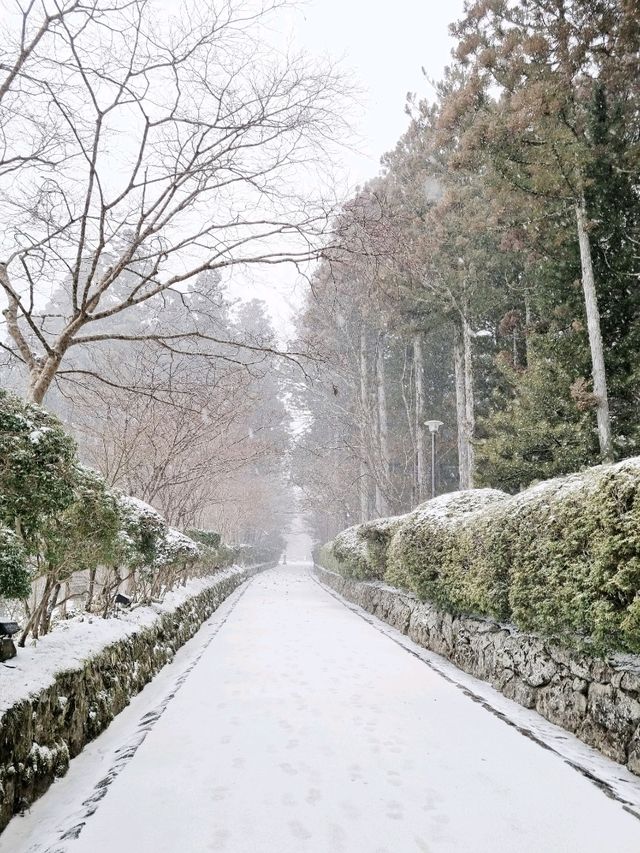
[229,0,466,336]
[292,0,464,185]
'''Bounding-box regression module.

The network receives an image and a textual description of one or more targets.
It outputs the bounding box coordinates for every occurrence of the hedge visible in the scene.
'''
[318,458,640,654]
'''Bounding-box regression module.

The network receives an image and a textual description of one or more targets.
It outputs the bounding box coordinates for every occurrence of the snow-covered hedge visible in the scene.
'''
[386,489,510,614]
[324,515,410,581]
[319,458,640,654]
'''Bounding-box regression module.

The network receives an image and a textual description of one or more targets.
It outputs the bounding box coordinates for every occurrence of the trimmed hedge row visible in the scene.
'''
[318,458,640,654]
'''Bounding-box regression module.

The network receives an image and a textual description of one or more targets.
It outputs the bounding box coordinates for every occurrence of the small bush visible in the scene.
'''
[360,515,409,580]
[330,524,381,580]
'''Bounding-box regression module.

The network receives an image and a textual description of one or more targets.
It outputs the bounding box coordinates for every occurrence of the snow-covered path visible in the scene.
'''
[5,564,640,853]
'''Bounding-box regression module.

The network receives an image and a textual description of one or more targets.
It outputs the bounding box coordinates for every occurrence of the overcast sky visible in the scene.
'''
[233,0,466,335]
[292,0,465,185]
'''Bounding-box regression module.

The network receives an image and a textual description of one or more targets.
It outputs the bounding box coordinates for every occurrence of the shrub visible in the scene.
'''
[506,460,640,652]
[330,524,379,580]
[187,529,222,549]
[43,466,122,577]
[0,390,76,547]
[385,490,509,612]
[319,516,409,582]
[359,515,409,580]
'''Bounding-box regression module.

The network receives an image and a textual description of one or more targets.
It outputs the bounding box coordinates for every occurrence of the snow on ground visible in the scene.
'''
[4,563,640,853]
[0,568,245,714]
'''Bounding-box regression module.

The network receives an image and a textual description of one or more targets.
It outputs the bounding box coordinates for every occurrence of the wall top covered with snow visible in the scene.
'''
[320,457,640,655]
[0,568,244,715]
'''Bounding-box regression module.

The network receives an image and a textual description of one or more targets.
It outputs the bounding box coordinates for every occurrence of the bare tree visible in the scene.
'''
[0,0,101,175]
[0,0,348,402]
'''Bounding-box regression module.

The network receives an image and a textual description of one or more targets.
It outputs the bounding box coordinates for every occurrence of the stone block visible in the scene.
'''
[536,677,587,733]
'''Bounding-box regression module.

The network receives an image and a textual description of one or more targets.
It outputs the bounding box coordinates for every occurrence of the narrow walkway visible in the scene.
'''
[5,564,640,852]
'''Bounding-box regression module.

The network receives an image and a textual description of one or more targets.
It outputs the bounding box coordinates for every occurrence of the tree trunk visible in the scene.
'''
[86,565,97,611]
[19,575,52,645]
[524,288,532,365]
[40,581,61,636]
[575,196,613,461]
[462,309,476,488]
[375,333,390,517]
[359,326,371,522]
[453,323,469,490]
[60,580,70,618]
[414,332,426,501]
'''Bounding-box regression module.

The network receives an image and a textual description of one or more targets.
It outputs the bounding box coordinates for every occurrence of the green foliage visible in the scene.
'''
[506,463,640,653]
[155,528,201,568]
[187,529,222,549]
[116,494,167,568]
[319,515,414,582]
[477,345,597,493]
[0,526,29,600]
[315,543,345,576]
[0,390,77,548]
[359,516,408,580]
[385,490,509,615]
[321,459,640,654]
[0,392,250,633]
[41,466,122,579]
[330,525,379,580]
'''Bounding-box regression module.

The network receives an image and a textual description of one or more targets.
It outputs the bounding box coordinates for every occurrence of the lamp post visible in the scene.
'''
[424,420,443,499]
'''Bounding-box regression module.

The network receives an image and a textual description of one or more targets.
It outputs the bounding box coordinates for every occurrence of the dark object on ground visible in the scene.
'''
[115,593,132,607]
[0,638,16,662]
[0,621,19,637]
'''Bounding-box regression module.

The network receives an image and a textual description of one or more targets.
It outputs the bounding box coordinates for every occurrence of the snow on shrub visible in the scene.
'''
[155,527,201,567]
[116,494,167,567]
[359,515,409,579]
[44,465,121,576]
[330,524,378,580]
[385,489,508,600]
[504,458,640,653]
[187,529,222,550]
[320,459,640,653]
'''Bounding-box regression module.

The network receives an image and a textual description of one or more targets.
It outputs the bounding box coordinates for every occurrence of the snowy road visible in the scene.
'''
[4,564,640,853]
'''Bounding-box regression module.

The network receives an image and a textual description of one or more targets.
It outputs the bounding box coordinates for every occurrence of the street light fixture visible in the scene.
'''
[424,420,443,499]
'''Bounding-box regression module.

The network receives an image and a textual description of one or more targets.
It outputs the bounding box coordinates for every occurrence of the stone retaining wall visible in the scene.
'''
[314,564,640,777]
[0,565,269,832]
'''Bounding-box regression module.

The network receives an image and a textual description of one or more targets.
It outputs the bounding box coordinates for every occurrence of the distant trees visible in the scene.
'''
[0,0,347,403]
[0,0,343,560]
[294,0,640,542]
[56,291,292,545]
